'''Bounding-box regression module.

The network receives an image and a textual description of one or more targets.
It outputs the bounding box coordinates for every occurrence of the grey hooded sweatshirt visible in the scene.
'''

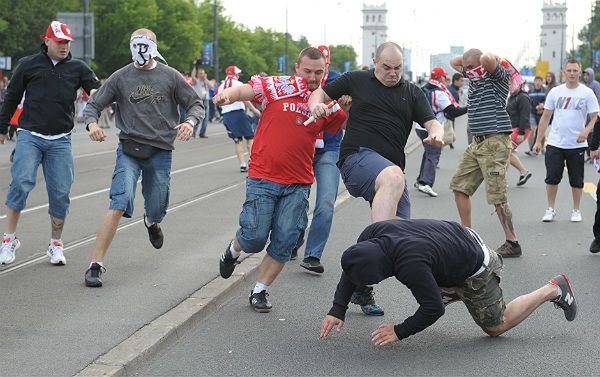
[584,67,600,104]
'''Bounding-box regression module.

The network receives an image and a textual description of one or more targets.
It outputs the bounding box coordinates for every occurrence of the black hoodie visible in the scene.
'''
[328,219,484,340]
[0,43,101,135]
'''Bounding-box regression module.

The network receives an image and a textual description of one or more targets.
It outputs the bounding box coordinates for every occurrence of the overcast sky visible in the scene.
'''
[220,0,594,74]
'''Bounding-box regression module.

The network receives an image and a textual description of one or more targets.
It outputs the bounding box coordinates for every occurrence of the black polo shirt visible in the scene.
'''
[323,69,435,169]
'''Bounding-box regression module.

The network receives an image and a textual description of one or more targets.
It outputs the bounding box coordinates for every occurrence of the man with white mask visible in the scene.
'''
[82,28,204,287]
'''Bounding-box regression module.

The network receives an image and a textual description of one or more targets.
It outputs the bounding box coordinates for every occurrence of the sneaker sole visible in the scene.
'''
[300,263,324,274]
[47,251,66,265]
[559,274,577,321]
[251,306,272,313]
[85,280,103,288]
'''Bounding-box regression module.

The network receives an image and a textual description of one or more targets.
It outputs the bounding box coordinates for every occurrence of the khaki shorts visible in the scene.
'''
[449,134,511,205]
[453,250,506,328]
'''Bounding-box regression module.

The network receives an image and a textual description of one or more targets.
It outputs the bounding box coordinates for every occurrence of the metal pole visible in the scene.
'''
[590,2,594,67]
[213,0,219,83]
[83,0,90,64]
[285,7,288,75]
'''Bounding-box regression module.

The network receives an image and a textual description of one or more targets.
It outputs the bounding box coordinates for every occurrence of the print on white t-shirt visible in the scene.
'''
[544,84,600,149]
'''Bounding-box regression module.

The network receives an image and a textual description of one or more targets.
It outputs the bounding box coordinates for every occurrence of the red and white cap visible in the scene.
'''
[40,21,74,42]
[318,45,331,64]
[225,65,242,75]
[430,67,449,80]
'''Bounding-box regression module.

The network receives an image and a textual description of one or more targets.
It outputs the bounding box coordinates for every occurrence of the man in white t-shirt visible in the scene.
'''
[533,60,600,222]
[414,67,467,197]
[215,65,260,172]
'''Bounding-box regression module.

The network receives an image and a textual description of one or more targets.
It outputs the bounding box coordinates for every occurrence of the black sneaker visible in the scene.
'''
[517,171,532,186]
[590,239,600,254]
[249,290,272,313]
[350,286,384,316]
[550,274,577,321]
[290,247,298,261]
[84,263,106,287]
[219,243,239,279]
[240,165,248,173]
[144,214,163,249]
[299,256,324,274]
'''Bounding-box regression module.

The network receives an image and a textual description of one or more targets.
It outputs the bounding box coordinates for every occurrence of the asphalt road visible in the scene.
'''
[136,121,600,377]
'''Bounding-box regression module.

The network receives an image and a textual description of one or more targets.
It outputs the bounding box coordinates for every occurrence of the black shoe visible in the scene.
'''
[219,243,239,279]
[240,165,248,173]
[290,247,298,261]
[350,286,384,316]
[550,274,577,321]
[199,135,208,138]
[300,256,324,274]
[84,263,106,287]
[590,239,600,254]
[517,171,532,186]
[144,215,163,249]
[449,143,454,149]
[249,290,272,313]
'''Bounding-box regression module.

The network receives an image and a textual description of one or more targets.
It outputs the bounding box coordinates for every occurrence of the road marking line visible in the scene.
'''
[0,154,241,220]
[0,181,246,276]
[584,181,597,202]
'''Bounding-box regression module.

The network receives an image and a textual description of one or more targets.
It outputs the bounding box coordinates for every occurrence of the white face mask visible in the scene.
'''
[130,35,167,66]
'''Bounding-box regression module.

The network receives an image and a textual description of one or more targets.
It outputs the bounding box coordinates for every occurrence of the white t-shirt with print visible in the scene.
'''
[545,83,600,149]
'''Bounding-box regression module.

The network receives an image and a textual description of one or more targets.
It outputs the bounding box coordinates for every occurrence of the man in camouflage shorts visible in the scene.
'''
[320,219,577,346]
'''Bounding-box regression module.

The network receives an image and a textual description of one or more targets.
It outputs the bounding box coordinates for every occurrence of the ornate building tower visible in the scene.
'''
[361,4,388,67]
[540,1,567,77]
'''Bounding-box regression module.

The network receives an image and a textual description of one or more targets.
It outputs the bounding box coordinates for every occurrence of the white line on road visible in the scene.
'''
[0,153,242,220]
[0,181,246,276]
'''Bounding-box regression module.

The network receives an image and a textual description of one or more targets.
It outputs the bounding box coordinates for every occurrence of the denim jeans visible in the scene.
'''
[236,178,310,263]
[108,144,172,222]
[416,128,442,187]
[6,130,74,219]
[194,100,210,137]
[301,149,340,260]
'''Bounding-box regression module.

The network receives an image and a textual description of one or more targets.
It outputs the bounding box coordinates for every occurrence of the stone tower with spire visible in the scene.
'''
[362,4,388,67]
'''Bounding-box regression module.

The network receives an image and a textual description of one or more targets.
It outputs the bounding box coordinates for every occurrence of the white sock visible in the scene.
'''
[144,215,154,227]
[50,238,62,245]
[90,261,104,268]
[554,285,562,299]
[229,242,241,258]
[253,282,268,294]
[3,233,15,241]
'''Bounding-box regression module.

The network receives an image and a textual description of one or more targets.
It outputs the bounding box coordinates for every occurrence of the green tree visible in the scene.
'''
[329,45,358,73]
[576,0,600,79]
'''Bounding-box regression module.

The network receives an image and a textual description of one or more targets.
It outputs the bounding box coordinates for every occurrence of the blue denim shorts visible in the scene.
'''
[236,178,310,263]
[108,144,172,222]
[6,130,74,219]
[339,147,411,219]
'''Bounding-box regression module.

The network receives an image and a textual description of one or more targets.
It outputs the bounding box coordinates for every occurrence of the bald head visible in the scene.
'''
[375,42,403,61]
[131,28,156,42]
[462,48,482,69]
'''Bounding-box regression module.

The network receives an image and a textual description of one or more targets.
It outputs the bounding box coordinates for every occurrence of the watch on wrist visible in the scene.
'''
[184,118,196,128]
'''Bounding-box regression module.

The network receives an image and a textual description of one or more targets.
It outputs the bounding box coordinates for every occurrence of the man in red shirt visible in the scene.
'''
[213,47,347,312]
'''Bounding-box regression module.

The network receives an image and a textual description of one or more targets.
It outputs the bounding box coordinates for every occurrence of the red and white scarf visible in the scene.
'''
[465,58,524,93]
[250,74,310,109]
[429,79,459,108]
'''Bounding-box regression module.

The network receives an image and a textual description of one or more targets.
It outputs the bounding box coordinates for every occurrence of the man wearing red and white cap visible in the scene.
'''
[0,21,101,266]
[215,65,260,172]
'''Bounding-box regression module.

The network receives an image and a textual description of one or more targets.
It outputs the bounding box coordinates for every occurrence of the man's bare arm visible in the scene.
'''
[213,84,255,106]
[450,56,463,73]
[481,53,499,73]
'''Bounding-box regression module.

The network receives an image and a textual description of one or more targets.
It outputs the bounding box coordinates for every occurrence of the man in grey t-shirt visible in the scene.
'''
[82,28,204,287]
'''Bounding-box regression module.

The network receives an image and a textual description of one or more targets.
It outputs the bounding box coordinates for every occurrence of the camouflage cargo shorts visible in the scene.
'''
[453,249,506,328]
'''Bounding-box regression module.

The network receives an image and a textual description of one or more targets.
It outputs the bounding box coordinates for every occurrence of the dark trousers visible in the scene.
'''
[594,180,600,241]
[416,128,442,187]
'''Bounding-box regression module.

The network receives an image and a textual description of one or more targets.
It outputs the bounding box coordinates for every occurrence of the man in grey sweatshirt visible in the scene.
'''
[82,28,204,287]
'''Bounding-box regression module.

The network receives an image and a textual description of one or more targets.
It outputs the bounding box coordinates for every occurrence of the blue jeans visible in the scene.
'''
[416,129,442,187]
[108,144,172,222]
[194,100,210,137]
[6,130,74,219]
[236,178,310,263]
[300,150,340,260]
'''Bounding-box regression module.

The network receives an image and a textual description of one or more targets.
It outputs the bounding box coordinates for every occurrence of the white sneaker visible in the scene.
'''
[542,208,556,222]
[570,209,582,223]
[47,241,66,265]
[417,184,438,197]
[0,237,20,265]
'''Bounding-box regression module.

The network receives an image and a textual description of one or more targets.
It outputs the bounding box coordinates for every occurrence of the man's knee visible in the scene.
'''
[375,166,404,192]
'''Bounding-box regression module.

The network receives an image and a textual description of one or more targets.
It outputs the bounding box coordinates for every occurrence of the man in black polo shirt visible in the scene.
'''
[308,41,444,316]
[320,219,577,346]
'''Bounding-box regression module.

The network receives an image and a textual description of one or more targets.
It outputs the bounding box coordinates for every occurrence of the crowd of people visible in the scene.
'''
[1,21,599,347]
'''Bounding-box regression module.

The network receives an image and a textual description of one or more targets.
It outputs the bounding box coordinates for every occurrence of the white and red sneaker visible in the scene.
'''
[47,241,66,265]
[0,237,20,265]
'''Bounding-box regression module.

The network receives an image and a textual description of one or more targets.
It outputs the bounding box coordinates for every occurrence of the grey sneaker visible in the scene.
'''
[299,256,324,274]
[550,274,577,321]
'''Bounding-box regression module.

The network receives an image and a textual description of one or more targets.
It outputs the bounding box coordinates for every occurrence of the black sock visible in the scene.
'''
[507,240,519,247]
